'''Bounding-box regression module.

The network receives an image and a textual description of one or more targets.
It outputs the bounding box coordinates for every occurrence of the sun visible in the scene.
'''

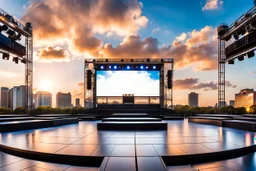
[39,80,51,91]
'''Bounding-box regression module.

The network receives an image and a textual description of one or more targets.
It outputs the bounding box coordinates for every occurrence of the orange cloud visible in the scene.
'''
[36,47,70,62]
[202,0,223,11]
[22,0,148,50]
[100,26,218,71]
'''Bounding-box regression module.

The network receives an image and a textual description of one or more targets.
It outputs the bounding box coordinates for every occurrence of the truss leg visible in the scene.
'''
[218,39,226,113]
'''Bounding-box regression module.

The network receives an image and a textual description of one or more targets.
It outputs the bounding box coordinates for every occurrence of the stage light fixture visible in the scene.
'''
[13,33,22,41]
[127,66,130,69]
[100,66,104,69]
[238,55,244,61]
[147,58,150,62]
[20,58,27,64]
[131,59,134,62]
[109,66,112,69]
[105,59,108,62]
[121,59,124,62]
[6,29,16,39]
[153,66,156,69]
[228,60,234,64]
[248,51,255,58]
[146,66,149,69]
[0,25,8,33]
[12,57,19,64]
[140,66,144,69]
[2,52,10,60]
[233,33,239,40]
[114,65,117,69]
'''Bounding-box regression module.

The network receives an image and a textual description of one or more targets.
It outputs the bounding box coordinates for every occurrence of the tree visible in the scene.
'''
[0,107,12,114]
[249,105,256,114]
[13,107,26,114]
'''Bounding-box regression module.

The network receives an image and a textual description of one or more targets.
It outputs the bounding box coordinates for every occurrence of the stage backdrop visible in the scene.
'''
[96,71,160,96]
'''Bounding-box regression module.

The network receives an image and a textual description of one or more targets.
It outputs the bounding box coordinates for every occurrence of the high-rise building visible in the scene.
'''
[56,92,72,108]
[35,91,52,108]
[1,87,9,108]
[188,92,198,107]
[75,98,81,107]
[235,89,256,108]
[229,100,235,107]
[8,85,26,110]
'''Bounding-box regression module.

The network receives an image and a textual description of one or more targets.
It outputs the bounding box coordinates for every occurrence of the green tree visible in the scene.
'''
[0,107,13,114]
[13,107,26,114]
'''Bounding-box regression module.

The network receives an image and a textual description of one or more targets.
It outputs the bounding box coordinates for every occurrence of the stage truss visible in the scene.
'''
[84,58,174,109]
[217,2,256,112]
[0,8,33,113]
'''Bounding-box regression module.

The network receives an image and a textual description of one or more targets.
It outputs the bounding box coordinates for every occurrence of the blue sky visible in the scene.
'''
[0,0,256,107]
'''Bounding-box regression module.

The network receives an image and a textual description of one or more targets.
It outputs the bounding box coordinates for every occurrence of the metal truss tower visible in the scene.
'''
[217,2,256,112]
[218,39,226,110]
[0,8,33,113]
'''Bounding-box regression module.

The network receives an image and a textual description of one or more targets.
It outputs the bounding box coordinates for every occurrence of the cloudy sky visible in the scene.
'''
[0,0,255,107]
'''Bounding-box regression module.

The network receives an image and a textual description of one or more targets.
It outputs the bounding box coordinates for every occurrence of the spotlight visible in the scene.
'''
[2,52,10,60]
[228,60,234,64]
[153,66,156,69]
[140,66,144,69]
[0,25,8,33]
[109,66,112,69]
[20,58,27,64]
[100,65,104,69]
[13,33,22,41]
[233,33,239,40]
[6,29,16,39]
[238,55,244,61]
[114,65,117,69]
[127,66,130,69]
[12,57,19,64]
[248,51,255,58]
[146,66,149,69]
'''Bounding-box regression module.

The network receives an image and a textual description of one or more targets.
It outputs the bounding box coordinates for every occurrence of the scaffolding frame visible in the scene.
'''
[0,8,33,113]
[84,58,174,109]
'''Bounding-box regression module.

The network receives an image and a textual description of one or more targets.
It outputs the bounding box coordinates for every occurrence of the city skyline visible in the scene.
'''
[0,0,256,107]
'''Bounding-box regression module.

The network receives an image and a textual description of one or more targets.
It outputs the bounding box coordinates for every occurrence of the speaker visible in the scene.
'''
[167,70,172,89]
[87,70,92,90]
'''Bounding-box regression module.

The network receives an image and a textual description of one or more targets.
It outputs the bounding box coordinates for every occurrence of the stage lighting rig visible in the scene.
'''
[0,7,33,114]
[217,1,256,111]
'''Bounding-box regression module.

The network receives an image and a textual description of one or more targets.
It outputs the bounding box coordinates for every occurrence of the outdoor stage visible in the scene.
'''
[0,119,255,171]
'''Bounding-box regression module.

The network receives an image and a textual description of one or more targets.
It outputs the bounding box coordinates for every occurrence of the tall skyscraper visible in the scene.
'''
[0,87,9,108]
[8,85,26,110]
[235,89,256,108]
[35,91,52,108]
[56,92,72,108]
[188,92,199,107]
[75,98,81,107]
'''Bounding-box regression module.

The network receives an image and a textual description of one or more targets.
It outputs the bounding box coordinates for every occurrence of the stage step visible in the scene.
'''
[102,117,162,122]
[97,121,167,130]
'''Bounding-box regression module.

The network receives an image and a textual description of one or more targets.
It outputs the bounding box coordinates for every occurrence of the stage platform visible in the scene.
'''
[188,115,256,132]
[0,119,255,169]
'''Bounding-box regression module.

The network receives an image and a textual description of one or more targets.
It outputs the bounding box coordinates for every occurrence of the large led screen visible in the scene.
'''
[96,71,160,96]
